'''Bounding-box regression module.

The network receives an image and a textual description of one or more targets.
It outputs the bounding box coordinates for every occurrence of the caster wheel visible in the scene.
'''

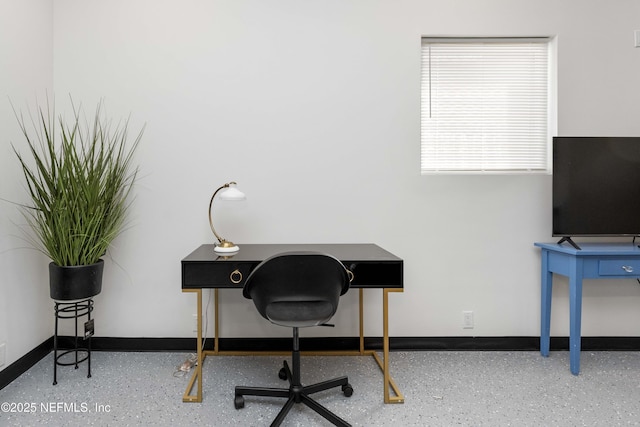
[278,367,287,380]
[234,395,244,409]
[342,384,353,397]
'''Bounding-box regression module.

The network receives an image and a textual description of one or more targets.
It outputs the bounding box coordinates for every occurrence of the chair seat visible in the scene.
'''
[266,300,334,327]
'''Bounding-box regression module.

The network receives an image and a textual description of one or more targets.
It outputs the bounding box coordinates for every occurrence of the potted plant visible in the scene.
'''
[12,98,143,300]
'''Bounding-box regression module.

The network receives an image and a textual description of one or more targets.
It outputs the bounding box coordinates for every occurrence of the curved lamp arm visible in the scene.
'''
[208,181,245,252]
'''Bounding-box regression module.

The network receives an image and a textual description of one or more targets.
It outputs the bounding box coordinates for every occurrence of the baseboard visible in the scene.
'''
[0,337,52,390]
[3,336,640,390]
[390,336,640,351]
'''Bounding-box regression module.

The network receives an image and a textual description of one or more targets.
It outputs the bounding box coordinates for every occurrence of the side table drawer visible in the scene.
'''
[599,259,640,276]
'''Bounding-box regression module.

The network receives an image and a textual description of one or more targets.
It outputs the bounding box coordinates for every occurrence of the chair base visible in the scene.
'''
[235,360,353,427]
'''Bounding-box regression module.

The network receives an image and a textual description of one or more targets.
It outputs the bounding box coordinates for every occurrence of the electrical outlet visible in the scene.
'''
[192,314,199,333]
[463,311,474,329]
[635,30,640,48]
[0,343,6,367]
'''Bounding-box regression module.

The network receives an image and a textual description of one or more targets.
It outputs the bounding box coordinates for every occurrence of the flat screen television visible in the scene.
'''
[553,137,640,246]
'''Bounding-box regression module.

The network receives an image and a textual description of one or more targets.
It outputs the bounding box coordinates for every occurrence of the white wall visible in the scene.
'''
[3,1,640,363]
[0,0,53,369]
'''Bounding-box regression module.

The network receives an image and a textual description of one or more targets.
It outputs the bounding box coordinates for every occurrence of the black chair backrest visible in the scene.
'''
[243,252,350,327]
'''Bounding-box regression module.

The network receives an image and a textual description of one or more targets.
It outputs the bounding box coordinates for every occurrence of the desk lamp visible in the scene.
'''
[208,181,246,254]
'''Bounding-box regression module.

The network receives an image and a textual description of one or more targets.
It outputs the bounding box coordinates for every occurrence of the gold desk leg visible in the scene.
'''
[380,288,404,404]
[182,286,404,404]
[213,289,219,355]
[182,289,203,402]
[360,287,403,403]
[359,288,364,354]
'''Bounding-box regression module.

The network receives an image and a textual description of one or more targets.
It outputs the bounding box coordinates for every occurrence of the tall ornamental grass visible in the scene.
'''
[12,100,143,266]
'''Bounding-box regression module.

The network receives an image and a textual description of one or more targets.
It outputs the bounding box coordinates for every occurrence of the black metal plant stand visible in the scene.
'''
[53,298,94,385]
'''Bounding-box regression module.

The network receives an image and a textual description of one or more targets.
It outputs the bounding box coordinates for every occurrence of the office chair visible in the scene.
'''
[234,251,353,427]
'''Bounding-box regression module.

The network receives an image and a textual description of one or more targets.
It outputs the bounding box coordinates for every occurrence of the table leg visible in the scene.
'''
[359,289,364,354]
[569,257,583,375]
[183,287,404,404]
[540,250,552,357]
[382,288,404,404]
[182,289,203,402]
[214,289,219,354]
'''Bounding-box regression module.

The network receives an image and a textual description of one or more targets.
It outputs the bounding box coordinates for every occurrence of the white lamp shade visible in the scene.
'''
[219,185,246,201]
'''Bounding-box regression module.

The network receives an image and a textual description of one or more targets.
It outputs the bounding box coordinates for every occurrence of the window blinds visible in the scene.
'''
[421,38,550,173]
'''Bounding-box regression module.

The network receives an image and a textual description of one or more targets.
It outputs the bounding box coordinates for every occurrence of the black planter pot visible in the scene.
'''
[49,260,104,300]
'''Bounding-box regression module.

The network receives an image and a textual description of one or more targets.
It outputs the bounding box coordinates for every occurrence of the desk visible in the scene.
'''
[535,242,640,375]
[181,243,404,403]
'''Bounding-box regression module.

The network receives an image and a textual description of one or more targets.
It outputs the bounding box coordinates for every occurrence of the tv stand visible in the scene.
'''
[557,236,581,250]
[535,242,640,374]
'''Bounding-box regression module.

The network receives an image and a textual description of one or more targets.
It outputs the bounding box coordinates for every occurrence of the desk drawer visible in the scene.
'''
[347,261,403,288]
[182,262,256,288]
[598,259,640,276]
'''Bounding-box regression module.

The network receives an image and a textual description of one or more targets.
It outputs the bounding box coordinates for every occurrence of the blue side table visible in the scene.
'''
[535,242,640,374]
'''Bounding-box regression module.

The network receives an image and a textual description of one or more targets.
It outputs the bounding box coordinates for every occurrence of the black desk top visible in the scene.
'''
[182,243,403,289]
[183,243,401,263]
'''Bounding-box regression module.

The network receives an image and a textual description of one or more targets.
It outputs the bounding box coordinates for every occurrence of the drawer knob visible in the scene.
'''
[622,265,634,273]
[347,269,354,283]
[230,269,243,284]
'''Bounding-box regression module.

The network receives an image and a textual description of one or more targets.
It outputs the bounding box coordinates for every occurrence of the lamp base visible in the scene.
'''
[214,244,240,254]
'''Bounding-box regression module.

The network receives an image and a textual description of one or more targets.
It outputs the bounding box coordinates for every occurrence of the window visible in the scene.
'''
[420,37,554,174]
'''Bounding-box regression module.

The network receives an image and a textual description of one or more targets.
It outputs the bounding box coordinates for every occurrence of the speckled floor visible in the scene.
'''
[1,350,640,426]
